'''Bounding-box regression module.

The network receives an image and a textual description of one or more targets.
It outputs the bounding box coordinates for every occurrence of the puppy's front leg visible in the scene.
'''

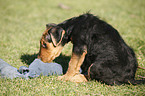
[58,45,87,82]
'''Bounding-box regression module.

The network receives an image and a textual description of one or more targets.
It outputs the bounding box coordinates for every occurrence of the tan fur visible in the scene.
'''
[70,74,87,83]
[58,50,87,82]
[38,44,63,63]
[38,28,63,63]
[38,27,88,82]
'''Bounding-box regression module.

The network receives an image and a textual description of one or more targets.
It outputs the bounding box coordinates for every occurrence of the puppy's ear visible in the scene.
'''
[46,23,57,29]
[50,27,65,47]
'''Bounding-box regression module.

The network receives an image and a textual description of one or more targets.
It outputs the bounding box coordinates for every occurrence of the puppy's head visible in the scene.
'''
[38,23,65,63]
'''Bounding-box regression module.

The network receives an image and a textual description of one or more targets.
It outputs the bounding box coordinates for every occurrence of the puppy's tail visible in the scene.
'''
[128,79,145,85]
[130,66,145,84]
[138,66,145,70]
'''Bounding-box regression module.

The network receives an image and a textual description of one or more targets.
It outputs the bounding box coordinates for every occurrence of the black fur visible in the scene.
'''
[54,13,144,85]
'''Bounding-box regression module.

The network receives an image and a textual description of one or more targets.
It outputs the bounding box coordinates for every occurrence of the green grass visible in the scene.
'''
[0,0,145,95]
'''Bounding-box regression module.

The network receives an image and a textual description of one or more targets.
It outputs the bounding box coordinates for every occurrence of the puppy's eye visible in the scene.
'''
[41,41,47,48]
[42,42,47,48]
[45,34,52,42]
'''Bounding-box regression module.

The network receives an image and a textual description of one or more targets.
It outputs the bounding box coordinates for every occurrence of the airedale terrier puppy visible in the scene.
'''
[38,13,145,85]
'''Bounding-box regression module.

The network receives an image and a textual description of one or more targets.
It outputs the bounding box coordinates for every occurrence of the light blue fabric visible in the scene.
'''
[0,59,28,79]
[0,58,63,79]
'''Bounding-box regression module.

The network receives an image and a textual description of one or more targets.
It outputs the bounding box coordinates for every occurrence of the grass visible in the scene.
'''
[0,0,145,95]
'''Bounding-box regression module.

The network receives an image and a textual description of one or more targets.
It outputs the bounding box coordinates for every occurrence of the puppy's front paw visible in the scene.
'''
[70,74,87,83]
[58,74,87,83]
[57,75,72,81]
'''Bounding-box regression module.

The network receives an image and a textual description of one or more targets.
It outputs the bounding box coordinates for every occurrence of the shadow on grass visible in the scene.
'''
[20,53,38,65]
[54,54,70,74]
[20,53,70,74]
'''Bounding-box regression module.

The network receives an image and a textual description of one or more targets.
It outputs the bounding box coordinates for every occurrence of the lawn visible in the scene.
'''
[0,0,145,95]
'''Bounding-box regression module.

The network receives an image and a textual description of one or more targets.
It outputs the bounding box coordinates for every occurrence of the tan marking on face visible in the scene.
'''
[38,28,64,63]
[38,40,63,63]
